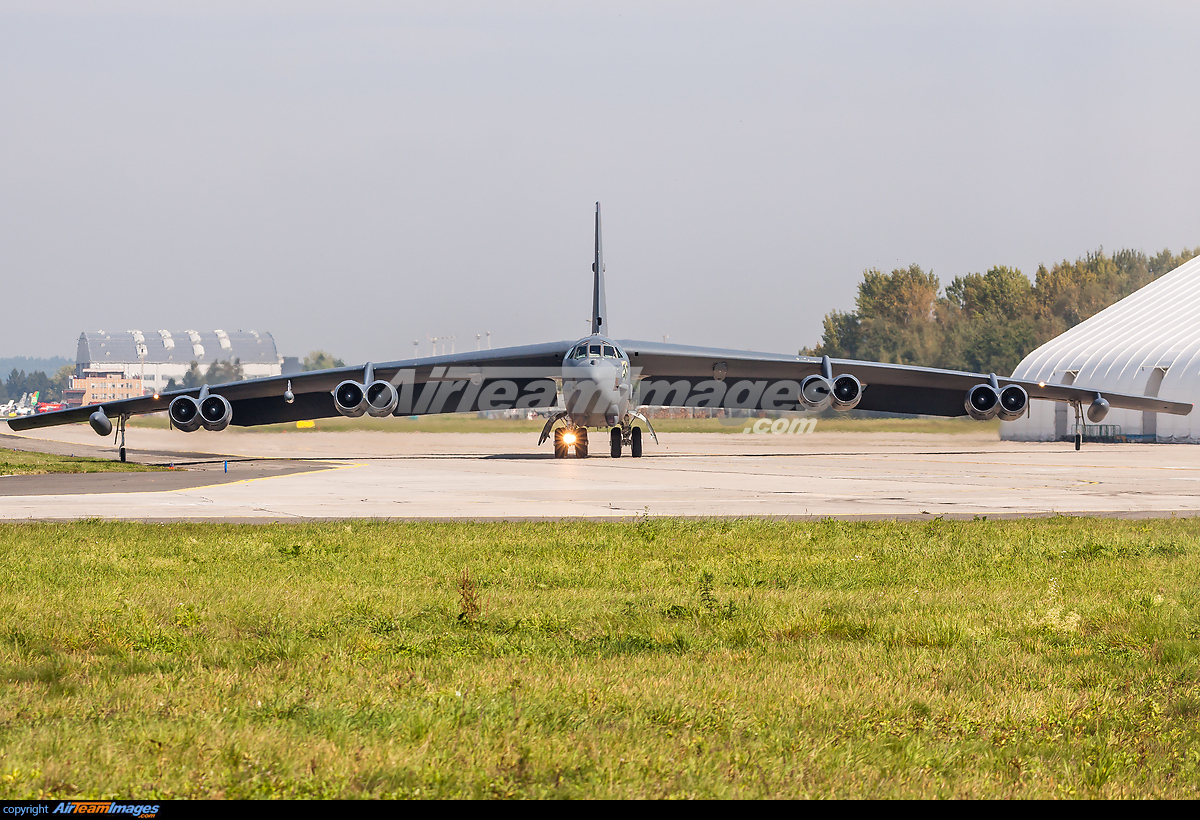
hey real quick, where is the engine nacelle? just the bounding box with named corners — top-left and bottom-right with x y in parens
top-left (169, 396), bottom-right (203, 432)
top-left (1088, 395), bottom-right (1110, 423)
top-left (89, 408), bottom-right (112, 437)
top-left (964, 383), bottom-right (1001, 421)
top-left (800, 375), bottom-right (833, 412)
top-left (333, 380), bottom-right (368, 417)
top-left (200, 394), bottom-right (233, 432)
top-left (365, 380), bottom-right (399, 418)
top-left (830, 374), bottom-right (863, 411)
top-left (996, 384), bottom-right (1029, 422)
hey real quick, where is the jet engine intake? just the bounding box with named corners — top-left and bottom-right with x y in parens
top-left (366, 380), bottom-right (399, 418)
top-left (996, 384), bottom-right (1029, 422)
top-left (830, 374), bottom-right (863, 411)
top-left (800, 375), bottom-right (832, 412)
top-left (169, 396), bottom-right (203, 432)
top-left (333, 380), bottom-right (368, 417)
top-left (964, 383), bottom-right (1001, 421)
top-left (200, 394), bottom-right (233, 432)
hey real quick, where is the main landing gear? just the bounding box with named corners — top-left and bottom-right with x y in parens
top-left (540, 411), bottom-right (656, 460)
top-left (553, 427), bottom-right (588, 459)
top-left (610, 425), bottom-right (643, 458)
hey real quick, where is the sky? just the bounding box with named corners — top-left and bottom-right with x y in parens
top-left (2, 1), bottom-right (1198, 363)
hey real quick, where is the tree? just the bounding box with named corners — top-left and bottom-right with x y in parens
top-left (181, 362), bottom-right (203, 389)
top-left (204, 358), bottom-right (244, 384)
top-left (303, 351), bottom-right (345, 371)
top-left (4, 369), bottom-right (22, 401)
top-left (2, 369), bottom-right (51, 402)
top-left (810, 264), bottom-right (945, 366)
top-left (855, 264), bottom-right (940, 326)
top-left (804, 245), bottom-right (1196, 378)
top-left (809, 310), bottom-right (861, 358)
top-left (945, 266), bottom-right (1034, 320)
top-left (50, 365), bottom-right (76, 401)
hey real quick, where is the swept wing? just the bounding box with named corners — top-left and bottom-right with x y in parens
top-left (620, 340), bottom-right (1191, 417)
top-left (7, 341), bottom-right (574, 432)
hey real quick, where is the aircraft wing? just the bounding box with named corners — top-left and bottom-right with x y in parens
top-left (618, 339), bottom-right (1192, 417)
top-left (6, 341), bottom-right (576, 431)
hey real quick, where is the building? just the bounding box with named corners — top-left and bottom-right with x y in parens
top-left (74, 329), bottom-right (283, 397)
top-left (65, 369), bottom-right (143, 407)
top-left (1002, 255), bottom-right (1200, 443)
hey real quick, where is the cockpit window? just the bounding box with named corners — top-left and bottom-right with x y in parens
top-left (588, 345), bottom-right (602, 357)
top-left (603, 345), bottom-right (617, 358)
top-left (572, 345), bottom-right (587, 359)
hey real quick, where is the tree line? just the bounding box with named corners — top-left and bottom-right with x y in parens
top-left (805, 246), bottom-right (1198, 376)
top-left (161, 351), bottom-right (343, 390)
top-left (2, 365), bottom-right (76, 404)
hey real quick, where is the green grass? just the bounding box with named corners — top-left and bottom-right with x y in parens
top-left (127, 413), bottom-right (998, 435)
top-left (0, 448), bottom-right (159, 476)
top-left (1, 518), bottom-right (1197, 798)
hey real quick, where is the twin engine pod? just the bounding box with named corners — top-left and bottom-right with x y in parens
top-left (333, 365), bottom-right (398, 419)
top-left (169, 391), bottom-right (233, 432)
top-left (965, 382), bottom-right (1028, 422)
top-left (800, 373), bottom-right (863, 412)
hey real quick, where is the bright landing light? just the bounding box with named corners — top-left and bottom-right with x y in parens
top-left (563, 432), bottom-right (576, 444)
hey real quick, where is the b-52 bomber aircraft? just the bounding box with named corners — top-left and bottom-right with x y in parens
top-left (10, 203), bottom-right (1192, 460)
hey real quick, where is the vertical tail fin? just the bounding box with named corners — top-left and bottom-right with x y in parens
top-left (591, 202), bottom-right (607, 336)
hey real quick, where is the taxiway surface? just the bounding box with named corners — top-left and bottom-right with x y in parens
top-left (3, 422), bottom-right (1198, 522)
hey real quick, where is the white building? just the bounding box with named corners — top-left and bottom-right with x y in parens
top-left (1003, 255), bottom-right (1200, 443)
top-left (75, 329), bottom-right (283, 393)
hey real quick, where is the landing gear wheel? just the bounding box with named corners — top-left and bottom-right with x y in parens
top-left (576, 429), bottom-right (589, 458)
top-left (631, 426), bottom-right (643, 458)
top-left (611, 428), bottom-right (622, 458)
top-left (119, 447), bottom-right (126, 463)
top-left (553, 428), bottom-right (568, 459)
top-left (1075, 432), bottom-right (1082, 451)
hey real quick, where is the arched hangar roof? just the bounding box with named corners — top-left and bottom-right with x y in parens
top-left (1005, 255), bottom-right (1200, 442)
top-left (77, 330), bottom-right (280, 367)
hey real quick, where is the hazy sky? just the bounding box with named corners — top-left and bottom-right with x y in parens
top-left (2, 1), bottom-right (1198, 362)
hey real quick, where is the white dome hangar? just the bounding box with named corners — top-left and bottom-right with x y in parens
top-left (1003, 255), bottom-right (1200, 443)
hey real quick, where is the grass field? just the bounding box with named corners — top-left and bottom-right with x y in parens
top-left (1, 518), bottom-right (1197, 798)
top-left (0, 447), bottom-right (159, 476)
top-left (128, 413), bottom-right (998, 435)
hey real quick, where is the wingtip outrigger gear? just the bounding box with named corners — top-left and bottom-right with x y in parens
top-left (111, 412), bottom-right (130, 462)
top-left (629, 409), bottom-right (658, 444)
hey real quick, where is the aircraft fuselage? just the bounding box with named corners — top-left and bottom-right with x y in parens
top-left (560, 334), bottom-right (633, 428)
